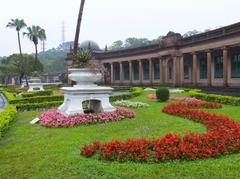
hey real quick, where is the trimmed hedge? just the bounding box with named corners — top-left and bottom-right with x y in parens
top-left (0, 105), bottom-right (17, 138)
top-left (21, 90), bottom-right (53, 98)
top-left (0, 89), bottom-right (15, 101)
top-left (16, 101), bottom-right (63, 111)
top-left (9, 95), bottom-right (64, 104)
top-left (189, 89), bottom-right (240, 106)
top-left (110, 87), bottom-right (143, 102)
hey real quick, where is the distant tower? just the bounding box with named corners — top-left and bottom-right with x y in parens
top-left (41, 40), bottom-right (46, 52)
top-left (61, 21), bottom-right (66, 44)
top-left (105, 45), bottom-right (108, 52)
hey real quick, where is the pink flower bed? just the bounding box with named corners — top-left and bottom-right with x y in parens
top-left (170, 96), bottom-right (200, 103)
top-left (147, 94), bottom-right (200, 103)
top-left (147, 94), bottom-right (157, 99)
top-left (38, 108), bottom-right (135, 128)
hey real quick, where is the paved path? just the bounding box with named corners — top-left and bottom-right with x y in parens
top-left (0, 93), bottom-right (8, 111)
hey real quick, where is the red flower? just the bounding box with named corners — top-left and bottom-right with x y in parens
top-left (80, 101), bottom-right (240, 163)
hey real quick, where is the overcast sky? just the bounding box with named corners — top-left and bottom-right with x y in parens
top-left (0, 0), bottom-right (240, 56)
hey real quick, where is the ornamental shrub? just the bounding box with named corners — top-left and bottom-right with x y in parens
top-left (21, 90), bottom-right (53, 98)
top-left (155, 87), bottom-right (169, 102)
top-left (0, 89), bottom-right (15, 101)
top-left (110, 87), bottom-right (143, 102)
top-left (9, 95), bottom-right (63, 104)
top-left (0, 105), bottom-right (17, 138)
top-left (16, 101), bottom-right (62, 111)
top-left (189, 89), bottom-right (240, 106)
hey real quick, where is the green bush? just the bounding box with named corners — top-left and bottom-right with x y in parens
top-left (21, 90), bottom-right (53, 98)
top-left (0, 89), bottom-right (15, 101)
top-left (111, 86), bottom-right (132, 90)
top-left (9, 95), bottom-right (64, 104)
top-left (156, 87), bottom-right (169, 102)
top-left (110, 87), bottom-right (143, 102)
top-left (16, 101), bottom-right (63, 111)
top-left (44, 85), bottom-right (63, 90)
top-left (0, 105), bottom-right (17, 138)
top-left (189, 89), bottom-right (240, 106)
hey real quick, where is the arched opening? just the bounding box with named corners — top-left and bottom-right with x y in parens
top-left (82, 99), bottom-right (103, 114)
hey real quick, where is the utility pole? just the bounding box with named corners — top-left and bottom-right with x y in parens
top-left (61, 21), bottom-right (66, 44)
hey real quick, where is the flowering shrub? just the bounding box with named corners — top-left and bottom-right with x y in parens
top-left (114, 100), bottom-right (149, 108)
top-left (38, 108), bottom-right (135, 128)
top-left (170, 96), bottom-right (200, 103)
top-left (80, 101), bottom-right (240, 162)
top-left (147, 94), bottom-right (201, 103)
top-left (169, 89), bottom-right (185, 93)
top-left (147, 94), bottom-right (157, 99)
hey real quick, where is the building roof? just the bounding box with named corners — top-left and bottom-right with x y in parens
top-left (80, 40), bottom-right (101, 52)
top-left (94, 21), bottom-right (240, 59)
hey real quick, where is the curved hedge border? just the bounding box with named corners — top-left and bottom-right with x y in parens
top-left (16, 101), bottom-right (63, 111)
top-left (9, 95), bottom-right (64, 104)
top-left (0, 89), bottom-right (15, 101)
top-left (189, 89), bottom-right (240, 106)
top-left (0, 105), bottom-right (17, 138)
top-left (110, 87), bottom-right (143, 102)
top-left (80, 101), bottom-right (240, 162)
top-left (21, 90), bottom-right (53, 98)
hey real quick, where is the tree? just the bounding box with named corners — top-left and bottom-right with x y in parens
top-left (0, 54), bottom-right (38, 86)
top-left (183, 30), bottom-right (201, 37)
top-left (23, 25), bottom-right (46, 63)
top-left (73, 0), bottom-right (86, 55)
top-left (109, 40), bottom-right (124, 50)
top-left (57, 41), bottom-right (74, 52)
top-left (124, 38), bottom-right (151, 48)
top-left (6, 18), bottom-right (27, 55)
top-left (151, 36), bottom-right (163, 44)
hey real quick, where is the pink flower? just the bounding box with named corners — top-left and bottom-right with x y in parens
top-left (38, 108), bottom-right (135, 128)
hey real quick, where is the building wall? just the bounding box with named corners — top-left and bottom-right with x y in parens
top-left (98, 34), bottom-right (240, 87)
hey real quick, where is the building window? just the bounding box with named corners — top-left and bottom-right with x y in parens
top-left (168, 65), bottom-right (172, 80)
top-left (214, 56), bottom-right (223, 79)
top-left (231, 54), bottom-right (240, 78)
top-left (133, 62), bottom-right (139, 80)
top-left (154, 61), bottom-right (160, 80)
top-left (114, 63), bottom-right (120, 80)
top-left (123, 63), bottom-right (129, 80)
top-left (184, 65), bottom-right (189, 79)
top-left (143, 61), bottom-right (149, 80)
top-left (199, 57), bottom-right (207, 79)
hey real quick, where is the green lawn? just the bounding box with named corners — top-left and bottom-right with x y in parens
top-left (1, 92), bottom-right (240, 178)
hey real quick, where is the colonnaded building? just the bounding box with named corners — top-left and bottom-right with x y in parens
top-left (66, 22), bottom-right (240, 87)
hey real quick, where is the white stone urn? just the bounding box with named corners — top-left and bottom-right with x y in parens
top-left (68, 68), bottom-right (102, 87)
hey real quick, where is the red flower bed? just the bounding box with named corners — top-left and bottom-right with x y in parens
top-left (80, 102), bottom-right (240, 162)
top-left (38, 108), bottom-right (135, 127)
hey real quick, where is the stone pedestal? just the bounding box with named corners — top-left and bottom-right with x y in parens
top-left (28, 83), bottom-right (44, 92)
top-left (58, 86), bottom-right (116, 116)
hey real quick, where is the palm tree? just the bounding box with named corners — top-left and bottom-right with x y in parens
top-left (6, 18), bottom-right (27, 55)
top-left (73, 0), bottom-right (86, 55)
top-left (23, 25), bottom-right (46, 61)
